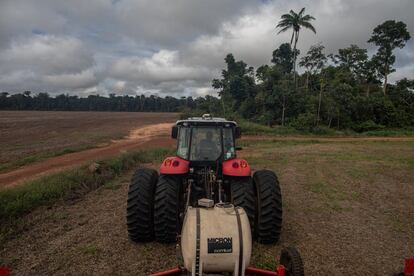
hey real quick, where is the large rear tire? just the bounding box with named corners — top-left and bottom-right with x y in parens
top-left (279, 247), bottom-right (304, 276)
top-left (230, 176), bottom-right (256, 237)
top-left (126, 168), bottom-right (158, 242)
top-left (154, 174), bottom-right (182, 243)
top-left (253, 169), bottom-right (282, 244)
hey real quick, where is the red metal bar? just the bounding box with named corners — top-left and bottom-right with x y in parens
top-left (245, 265), bottom-right (285, 276)
top-left (405, 258), bottom-right (414, 276)
top-left (276, 265), bottom-right (286, 276)
top-left (150, 265), bottom-right (285, 276)
top-left (150, 267), bottom-right (185, 276)
top-left (0, 266), bottom-right (10, 276)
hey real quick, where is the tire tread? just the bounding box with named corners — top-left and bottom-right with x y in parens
top-left (126, 168), bottom-right (158, 242)
top-left (253, 169), bottom-right (283, 244)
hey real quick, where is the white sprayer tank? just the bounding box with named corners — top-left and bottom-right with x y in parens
top-left (181, 203), bottom-right (252, 276)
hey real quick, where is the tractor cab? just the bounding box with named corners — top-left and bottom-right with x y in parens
top-left (171, 114), bottom-right (241, 164)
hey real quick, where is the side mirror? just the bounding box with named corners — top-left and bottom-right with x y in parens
top-left (235, 127), bottom-right (242, 139)
top-left (171, 126), bottom-right (178, 139)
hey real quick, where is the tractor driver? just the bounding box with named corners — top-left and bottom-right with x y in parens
top-left (197, 130), bottom-right (219, 160)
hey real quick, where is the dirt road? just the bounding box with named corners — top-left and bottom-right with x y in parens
top-left (0, 123), bottom-right (175, 188)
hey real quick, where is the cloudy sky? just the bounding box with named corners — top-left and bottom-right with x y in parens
top-left (1, 0), bottom-right (413, 97)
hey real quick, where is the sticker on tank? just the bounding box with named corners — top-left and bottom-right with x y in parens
top-left (207, 237), bottom-right (233, 253)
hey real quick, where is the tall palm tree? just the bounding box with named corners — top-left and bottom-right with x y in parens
top-left (276, 8), bottom-right (316, 86)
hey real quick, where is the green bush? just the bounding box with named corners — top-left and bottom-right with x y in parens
top-left (354, 120), bottom-right (386, 132)
top-left (289, 113), bottom-right (315, 131)
top-left (238, 120), bottom-right (300, 135)
top-left (311, 125), bottom-right (336, 135)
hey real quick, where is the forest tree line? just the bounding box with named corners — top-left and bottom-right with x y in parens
top-left (0, 91), bottom-right (214, 113)
top-left (1, 12), bottom-right (413, 133)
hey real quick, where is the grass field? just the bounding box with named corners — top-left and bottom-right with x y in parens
top-left (0, 138), bottom-right (413, 275)
top-left (241, 139), bottom-right (414, 274)
top-left (238, 119), bottom-right (414, 136)
top-left (0, 111), bottom-right (177, 172)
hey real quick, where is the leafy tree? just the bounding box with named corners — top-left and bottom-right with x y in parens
top-left (359, 59), bottom-right (380, 97)
top-left (276, 8), bottom-right (316, 86)
top-left (299, 43), bottom-right (327, 91)
top-left (212, 54), bottom-right (256, 116)
top-left (271, 43), bottom-right (299, 74)
top-left (368, 20), bottom-right (411, 95)
top-left (332, 45), bottom-right (368, 77)
top-left (332, 44), bottom-right (379, 96)
top-left (256, 65), bottom-right (271, 82)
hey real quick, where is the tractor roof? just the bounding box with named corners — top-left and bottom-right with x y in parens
top-left (176, 114), bottom-right (237, 127)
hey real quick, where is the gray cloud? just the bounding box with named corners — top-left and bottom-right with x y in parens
top-left (0, 0), bottom-right (413, 96)
top-left (0, 34), bottom-right (98, 91)
top-left (0, 35), bottom-right (94, 74)
top-left (113, 0), bottom-right (257, 48)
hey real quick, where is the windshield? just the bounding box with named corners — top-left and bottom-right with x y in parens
top-left (177, 126), bottom-right (236, 161)
top-left (190, 127), bottom-right (221, 161)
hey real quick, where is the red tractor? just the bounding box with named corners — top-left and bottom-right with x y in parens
top-left (126, 115), bottom-right (301, 275)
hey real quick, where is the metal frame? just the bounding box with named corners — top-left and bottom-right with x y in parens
top-left (149, 265), bottom-right (286, 276)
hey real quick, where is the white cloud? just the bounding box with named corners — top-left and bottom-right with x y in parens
top-left (109, 50), bottom-right (210, 84)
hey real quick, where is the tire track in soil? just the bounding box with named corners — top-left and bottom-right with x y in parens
top-left (0, 123), bottom-right (174, 188)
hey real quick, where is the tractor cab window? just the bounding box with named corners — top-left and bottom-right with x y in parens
top-left (177, 127), bottom-right (190, 159)
top-left (223, 127), bottom-right (236, 160)
top-left (190, 127), bottom-right (221, 161)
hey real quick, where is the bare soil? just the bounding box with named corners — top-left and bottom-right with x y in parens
top-left (0, 112), bottom-right (177, 187)
top-left (1, 139), bottom-right (413, 275)
top-left (0, 111), bottom-right (178, 169)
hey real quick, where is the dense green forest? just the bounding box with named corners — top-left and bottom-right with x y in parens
top-left (210, 12), bottom-right (413, 132)
top-left (0, 92), bottom-right (211, 113)
top-left (1, 11), bottom-right (413, 133)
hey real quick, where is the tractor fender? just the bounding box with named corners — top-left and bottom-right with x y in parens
top-left (222, 158), bottom-right (251, 177)
top-left (160, 156), bottom-right (189, 174)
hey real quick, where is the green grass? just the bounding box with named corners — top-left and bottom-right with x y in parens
top-left (239, 139), bottom-right (322, 148)
top-left (0, 147), bottom-right (173, 226)
top-left (308, 181), bottom-right (344, 211)
top-left (80, 244), bottom-right (99, 256)
top-left (252, 246), bottom-right (277, 271)
top-left (361, 128), bottom-right (414, 136)
top-left (0, 144), bottom-right (96, 173)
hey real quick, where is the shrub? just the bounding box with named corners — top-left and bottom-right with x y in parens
top-left (289, 113), bottom-right (315, 131)
top-left (311, 125), bottom-right (336, 135)
top-left (354, 120), bottom-right (386, 132)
